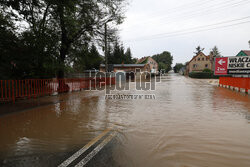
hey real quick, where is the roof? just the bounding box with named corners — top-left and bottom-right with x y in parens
top-left (187, 52), bottom-right (209, 64)
top-left (100, 64), bottom-right (145, 68)
top-left (137, 56), bottom-right (149, 64)
top-left (242, 50), bottom-right (250, 56)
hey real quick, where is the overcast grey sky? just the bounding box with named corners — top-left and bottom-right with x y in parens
top-left (118, 0), bottom-right (250, 65)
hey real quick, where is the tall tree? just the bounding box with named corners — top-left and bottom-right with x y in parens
top-left (152, 51), bottom-right (173, 73)
top-left (0, 1), bottom-right (60, 79)
top-left (124, 47), bottom-right (133, 64)
top-left (0, 11), bottom-right (18, 79)
top-left (51, 0), bottom-right (125, 78)
top-left (194, 45), bottom-right (204, 56)
top-left (106, 41), bottom-right (134, 64)
top-left (173, 63), bottom-right (185, 73)
top-left (0, 0), bottom-right (125, 80)
top-left (210, 46), bottom-right (221, 57)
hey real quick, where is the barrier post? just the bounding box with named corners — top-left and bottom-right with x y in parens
top-left (1, 80), bottom-right (3, 99)
top-left (8, 80), bottom-right (11, 101)
top-left (5, 80), bottom-right (7, 100)
top-left (15, 80), bottom-right (17, 98)
top-left (12, 80), bottom-right (15, 103)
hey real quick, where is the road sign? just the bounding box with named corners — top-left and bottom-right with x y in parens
top-left (214, 56), bottom-right (250, 75)
top-left (227, 56), bottom-right (250, 75)
top-left (215, 57), bottom-right (228, 75)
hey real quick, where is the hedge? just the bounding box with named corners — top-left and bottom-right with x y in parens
top-left (189, 72), bottom-right (219, 79)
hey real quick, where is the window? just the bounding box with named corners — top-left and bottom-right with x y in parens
top-left (193, 64), bottom-right (197, 68)
top-left (205, 64), bottom-right (208, 68)
top-left (202, 58), bottom-right (204, 61)
top-left (198, 58), bottom-right (200, 61)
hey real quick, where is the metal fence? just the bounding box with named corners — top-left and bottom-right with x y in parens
top-left (0, 77), bottom-right (115, 103)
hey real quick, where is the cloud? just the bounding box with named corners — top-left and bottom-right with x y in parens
top-left (119, 0), bottom-right (250, 65)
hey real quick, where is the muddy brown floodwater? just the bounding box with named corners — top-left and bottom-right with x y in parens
top-left (0, 73), bottom-right (250, 167)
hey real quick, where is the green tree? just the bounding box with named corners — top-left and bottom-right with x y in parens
top-left (152, 51), bottom-right (173, 73)
top-left (210, 46), bottom-right (221, 57)
top-left (71, 44), bottom-right (103, 72)
top-left (0, 0), bottom-right (125, 80)
top-left (158, 62), bottom-right (167, 71)
top-left (0, 12), bottom-right (19, 79)
top-left (173, 63), bottom-right (185, 73)
top-left (87, 44), bottom-right (103, 70)
top-left (124, 47), bottom-right (133, 64)
top-left (107, 41), bottom-right (134, 64)
top-left (194, 45), bottom-right (204, 56)
top-left (113, 41), bottom-right (123, 64)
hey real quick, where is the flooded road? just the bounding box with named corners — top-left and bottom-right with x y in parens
top-left (0, 73), bottom-right (250, 167)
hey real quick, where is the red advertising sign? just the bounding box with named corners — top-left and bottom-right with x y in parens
top-left (215, 57), bottom-right (228, 75)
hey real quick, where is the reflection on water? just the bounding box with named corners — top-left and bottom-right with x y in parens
top-left (0, 73), bottom-right (250, 167)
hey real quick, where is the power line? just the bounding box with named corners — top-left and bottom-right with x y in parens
top-left (156, 0), bottom-right (250, 23)
top-left (123, 0), bottom-right (250, 31)
top-left (145, 0), bottom-right (217, 19)
top-left (154, 0), bottom-right (250, 28)
top-left (124, 18), bottom-right (250, 42)
top-left (139, 16), bottom-right (250, 39)
top-left (123, 0), bottom-right (218, 29)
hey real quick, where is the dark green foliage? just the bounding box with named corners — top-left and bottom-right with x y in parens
top-left (0, 13), bottom-right (19, 79)
top-left (158, 62), bottom-right (167, 71)
top-left (138, 57), bottom-right (148, 64)
top-left (152, 51), bottom-right (173, 73)
top-left (210, 46), bottom-right (221, 57)
top-left (0, 11), bottom-right (59, 79)
top-left (173, 63), bottom-right (185, 73)
top-left (189, 71), bottom-right (218, 79)
top-left (0, 0), bottom-right (125, 79)
top-left (194, 45), bottom-right (204, 56)
top-left (202, 68), bottom-right (212, 73)
top-left (72, 44), bottom-right (103, 72)
top-left (124, 47), bottom-right (134, 64)
top-left (107, 42), bottom-right (135, 64)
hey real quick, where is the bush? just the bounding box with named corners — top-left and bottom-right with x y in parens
top-left (202, 68), bottom-right (212, 73)
top-left (189, 71), bottom-right (218, 79)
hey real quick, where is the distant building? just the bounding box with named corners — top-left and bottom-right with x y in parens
top-left (137, 56), bottom-right (158, 74)
top-left (100, 57), bottom-right (158, 75)
top-left (100, 64), bottom-right (149, 73)
top-left (187, 52), bottom-right (213, 73)
top-left (179, 67), bottom-right (186, 75)
top-left (236, 50), bottom-right (250, 57)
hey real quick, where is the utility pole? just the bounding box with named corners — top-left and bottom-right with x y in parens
top-left (104, 23), bottom-right (108, 72)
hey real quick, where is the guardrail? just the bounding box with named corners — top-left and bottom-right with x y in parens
top-left (0, 77), bottom-right (115, 103)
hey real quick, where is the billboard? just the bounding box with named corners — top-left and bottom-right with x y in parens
top-left (214, 56), bottom-right (250, 75)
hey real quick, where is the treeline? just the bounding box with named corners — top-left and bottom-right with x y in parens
top-left (173, 63), bottom-right (185, 73)
top-left (0, 0), bottom-right (127, 79)
top-left (107, 42), bottom-right (137, 64)
top-left (152, 51), bottom-right (173, 73)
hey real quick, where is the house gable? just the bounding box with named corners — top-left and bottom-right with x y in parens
top-left (236, 51), bottom-right (248, 57)
top-left (188, 52), bottom-right (209, 64)
top-left (236, 50), bottom-right (250, 57)
top-left (188, 52), bottom-right (212, 73)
